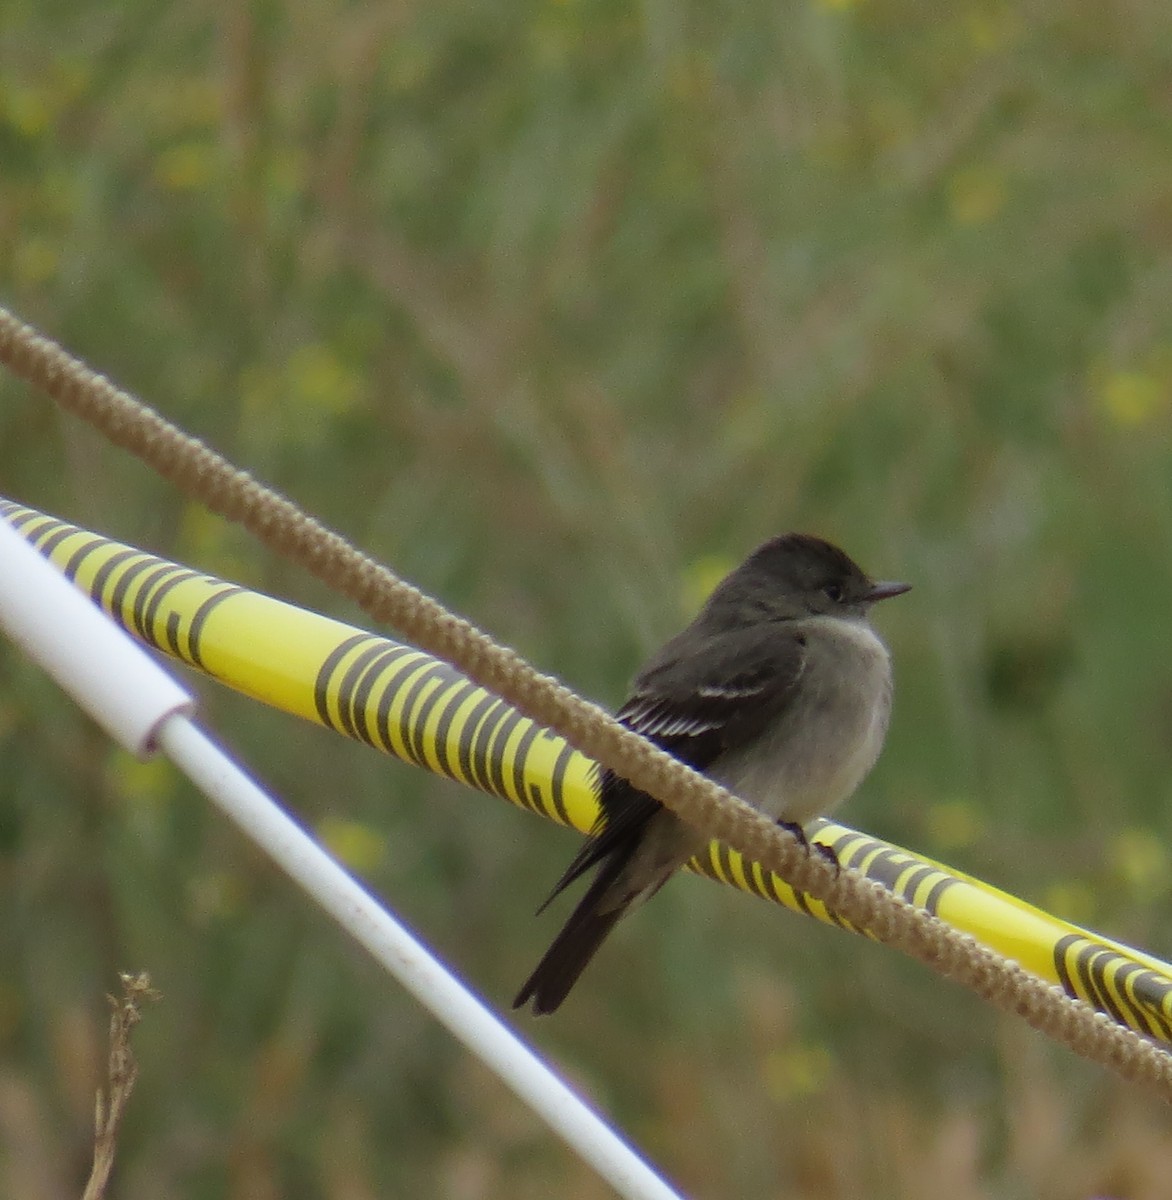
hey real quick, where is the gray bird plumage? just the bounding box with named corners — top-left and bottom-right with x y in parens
top-left (513, 534), bottom-right (909, 1015)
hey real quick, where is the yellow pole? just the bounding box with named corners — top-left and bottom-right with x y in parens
top-left (6, 498), bottom-right (1170, 1043)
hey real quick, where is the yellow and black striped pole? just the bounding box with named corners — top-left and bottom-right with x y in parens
top-left (5, 498), bottom-right (1171, 1043)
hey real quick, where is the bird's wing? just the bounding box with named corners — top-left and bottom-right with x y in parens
top-left (538, 623), bottom-right (807, 907)
top-left (619, 620), bottom-right (809, 763)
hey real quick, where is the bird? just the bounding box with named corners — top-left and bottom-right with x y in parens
top-left (513, 534), bottom-right (909, 1015)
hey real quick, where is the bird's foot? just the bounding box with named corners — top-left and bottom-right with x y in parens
top-left (775, 819), bottom-right (809, 851)
top-left (775, 820), bottom-right (840, 875)
top-left (812, 839), bottom-right (841, 876)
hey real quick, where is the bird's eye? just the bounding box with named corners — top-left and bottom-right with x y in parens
top-left (823, 583), bottom-right (845, 603)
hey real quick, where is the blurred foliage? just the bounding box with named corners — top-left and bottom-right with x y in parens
top-left (4, 0), bottom-right (1172, 1195)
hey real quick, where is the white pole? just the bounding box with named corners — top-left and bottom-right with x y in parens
top-left (157, 717), bottom-right (682, 1200)
top-left (0, 514), bottom-right (682, 1200)
top-left (0, 514), bottom-right (192, 754)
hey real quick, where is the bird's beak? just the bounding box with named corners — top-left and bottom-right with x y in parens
top-left (865, 580), bottom-right (912, 603)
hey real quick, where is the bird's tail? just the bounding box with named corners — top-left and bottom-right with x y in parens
top-left (513, 851), bottom-right (634, 1015)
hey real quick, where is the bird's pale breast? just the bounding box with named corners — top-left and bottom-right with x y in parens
top-left (710, 616), bottom-right (893, 823)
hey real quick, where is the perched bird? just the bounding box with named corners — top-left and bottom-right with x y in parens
top-left (514, 534), bottom-right (909, 1015)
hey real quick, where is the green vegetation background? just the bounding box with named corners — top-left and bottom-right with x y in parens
top-left (3, 1), bottom-right (1172, 1196)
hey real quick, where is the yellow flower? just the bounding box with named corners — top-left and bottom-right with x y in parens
top-left (765, 1042), bottom-right (834, 1100)
top-left (1111, 827), bottom-right (1167, 901)
top-left (966, 6), bottom-right (1021, 52)
top-left (287, 344), bottom-right (364, 418)
top-left (178, 504), bottom-right (256, 587)
top-left (3, 85), bottom-right (51, 137)
top-left (680, 554), bottom-right (733, 616)
top-left (1043, 881), bottom-right (1096, 926)
top-left (318, 817), bottom-right (387, 873)
top-left (949, 166), bottom-right (1007, 226)
top-left (925, 798), bottom-right (984, 853)
top-left (108, 749), bottom-right (176, 807)
top-left (153, 141), bottom-right (216, 192)
top-left (12, 237), bottom-right (59, 287)
top-left (1100, 371), bottom-right (1163, 427)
